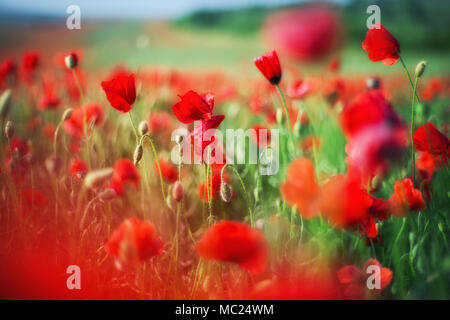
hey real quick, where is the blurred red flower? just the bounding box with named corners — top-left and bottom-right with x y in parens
top-left (362, 24), bottom-right (400, 66)
top-left (0, 58), bottom-right (16, 88)
top-left (263, 6), bottom-right (341, 61)
top-left (250, 124), bottom-right (271, 148)
top-left (340, 90), bottom-right (401, 139)
top-left (38, 76), bottom-right (60, 110)
top-left (413, 123), bottom-right (449, 156)
top-left (388, 178), bottom-right (425, 217)
top-left (148, 111), bottom-right (173, 134)
top-left (42, 123), bottom-right (56, 140)
top-left (20, 50), bottom-right (40, 83)
top-left (197, 220), bottom-right (268, 274)
top-left (319, 173), bottom-right (372, 228)
top-left (172, 90), bottom-right (214, 124)
top-left (110, 159), bottom-right (140, 196)
top-left (254, 50), bottom-right (282, 85)
top-left (101, 73), bottom-right (136, 113)
top-left (63, 103), bottom-right (104, 138)
top-left (281, 158), bottom-right (320, 219)
top-left (287, 79), bottom-right (310, 100)
top-left (153, 158), bottom-right (178, 183)
top-left (69, 158), bottom-right (88, 179)
top-left (338, 259), bottom-right (392, 299)
top-left (105, 218), bottom-right (164, 270)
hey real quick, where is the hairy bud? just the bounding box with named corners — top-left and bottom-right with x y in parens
top-left (4, 120), bottom-right (14, 139)
top-left (133, 145), bottom-right (143, 166)
top-left (172, 180), bottom-right (184, 202)
top-left (138, 121), bottom-right (148, 136)
top-left (415, 61), bottom-right (427, 78)
top-left (175, 134), bottom-right (183, 144)
top-left (64, 53), bottom-right (78, 70)
top-left (220, 182), bottom-right (232, 203)
top-left (62, 108), bottom-right (73, 122)
top-left (366, 76), bottom-right (380, 90)
top-left (276, 108), bottom-right (283, 125)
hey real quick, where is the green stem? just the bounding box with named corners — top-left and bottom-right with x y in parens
top-left (399, 55), bottom-right (421, 103)
top-left (128, 111), bottom-right (139, 143)
top-left (276, 84), bottom-right (296, 155)
top-left (410, 76), bottom-right (419, 181)
top-left (72, 69), bottom-right (91, 168)
top-left (140, 134), bottom-right (166, 203)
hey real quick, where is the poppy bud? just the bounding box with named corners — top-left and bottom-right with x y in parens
top-left (220, 182), bottom-right (232, 203)
top-left (415, 61), bottom-right (427, 78)
top-left (366, 76), bottom-right (380, 90)
top-left (64, 53), bottom-right (78, 70)
top-left (98, 188), bottom-right (117, 201)
top-left (84, 167), bottom-right (114, 189)
top-left (175, 134), bottom-right (183, 144)
top-left (0, 89), bottom-right (12, 118)
top-left (62, 108), bottom-right (73, 122)
top-left (138, 121), bottom-right (148, 136)
top-left (172, 180), bottom-right (183, 202)
top-left (276, 108), bottom-right (283, 125)
top-left (133, 145), bottom-right (143, 166)
top-left (4, 120), bottom-right (14, 139)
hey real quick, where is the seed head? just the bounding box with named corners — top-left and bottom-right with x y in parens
top-left (62, 108), bottom-right (73, 121)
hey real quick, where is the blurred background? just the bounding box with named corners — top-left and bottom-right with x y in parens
top-left (0, 0), bottom-right (449, 74)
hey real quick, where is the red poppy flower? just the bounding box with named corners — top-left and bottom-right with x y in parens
top-left (338, 259), bottom-right (392, 299)
top-left (362, 24), bottom-right (400, 66)
top-left (69, 158), bottom-right (88, 179)
top-left (319, 174), bottom-right (372, 228)
top-left (63, 103), bottom-right (104, 138)
top-left (7, 137), bottom-right (30, 158)
top-left (188, 114), bottom-right (225, 156)
top-left (101, 73), bottom-right (136, 113)
top-left (340, 90), bottom-right (401, 139)
top-left (388, 178), bottom-right (425, 217)
top-left (0, 58), bottom-right (16, 87)
top-left (38, 77), bottom-right (60, 110)
top-left (420, 78), bottom-right (444, 102)
top-left (369, 197), bottom-right (390, 221)
top-left (172, 90), bottom-right (214, 124)
top-left (254, 50), bottom-right (282, 85)
top-left (416, 151), bottom-right (445, 180)
top-left (153, 158), bottom-right (177, 183)
top-left (110, 159), bottom-right (140, 196)
top-left (21, 51), bottom-right (40, 82)
top-left (413, 123), bottom-right (449, 156)
top-left (197, 220), bottom-right (268, 274)
top-left (250, 124), bottom-right (271, 148)
top-left (281, 158), bottom-right (320, 219)
top-left (105, 218), bottom-right (164, 270)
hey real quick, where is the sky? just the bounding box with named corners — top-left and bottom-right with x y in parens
top-left (0, 0), bottom-right (307, 19)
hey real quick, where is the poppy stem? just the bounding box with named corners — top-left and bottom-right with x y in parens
top-left (410, 76), bottom-right (419, 182)
top-left (140, 134), bottom-right (166, 203)
top-left (127, 111), bottom-right (139, 143)
top-left (399, 55), bottom-right (421, 103)
top-left (71, 69), bottom-right (91, 168)
top-left (276, 84), bottom-right (296, 155)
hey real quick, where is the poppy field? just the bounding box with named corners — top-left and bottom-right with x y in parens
top-left (0, 2), bottom-right (449, 300)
